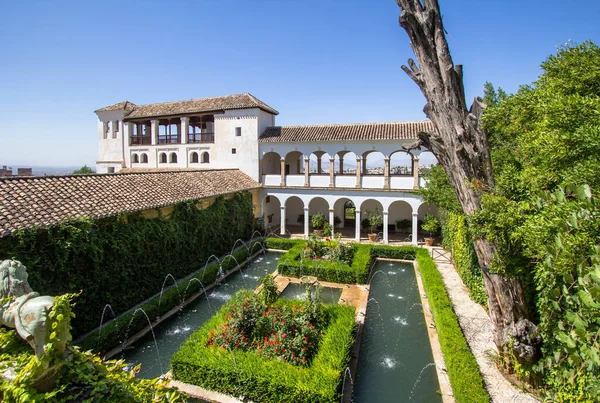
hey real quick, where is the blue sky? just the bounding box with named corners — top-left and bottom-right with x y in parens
top-left (1, 0), bottom-right (598, 167)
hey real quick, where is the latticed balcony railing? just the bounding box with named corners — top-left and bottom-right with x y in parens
top-left (187, 132), bottom-right (215, 144)
top-left (130, 136), bottom-right (151, 145)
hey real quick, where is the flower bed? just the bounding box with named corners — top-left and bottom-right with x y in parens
top-left (273, 237), bottom-right (372, 284)
top-left (171, 290), bottom-right (356, 402)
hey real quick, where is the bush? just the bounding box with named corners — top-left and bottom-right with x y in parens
top-left (370, 245), bottom-right (416, 260)
top-left (265, 237), bottom-right (303, 250)
top-left (440, 212), bottom-right (487, 306)
top-left (415, 248), bottom-right (488, 403)
top-left (172, 291), bottom-right (356, 403)
top-left (0, 192), bottom-right (256, 338)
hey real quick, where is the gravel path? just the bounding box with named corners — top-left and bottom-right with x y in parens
top-left (430, 247), bottom-right (538, 403)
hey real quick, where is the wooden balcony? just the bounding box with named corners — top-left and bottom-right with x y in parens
top-left (187, 132), bottom-right (215, 144)
top-left (130, 136), bottom-right (151, 145)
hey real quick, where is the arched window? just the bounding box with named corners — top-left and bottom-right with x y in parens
top-left (190, 152), bottom-right (199, 163)
top-left (132, 154), bottom-right (139, 163)
top-left (344, 201), bottom-right (356, 224)
top-left (170, 152), bottom-right (178, 163)
top-left (141, 153), bottom-right (148, 163)
top-left (201, 152), bottom-right (210, 163)
top-left (159, 153), bottom-right (167, 163)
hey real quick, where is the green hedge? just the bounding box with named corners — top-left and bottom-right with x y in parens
top-left (370, 244), bottom-right (417, 260)
top-left (276, 243), bottom-right (372, 284)
top-left (171, 291), bottom-right (356, 402)
top-left (265, 237), bottom-right (304, 250)
top-left (77, 242), bottom-right (263, 355)
top-left (440, 212), bottom-right (487, 306)
top-left (415, 248), bottom-right (489, 403)
top-left (0, 192), bottom-right (256, 337)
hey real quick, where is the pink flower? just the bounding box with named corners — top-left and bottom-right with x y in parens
top-left (282, 333), bottom-right (287, 338)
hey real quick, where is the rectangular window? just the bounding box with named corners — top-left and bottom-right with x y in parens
top-left (103, 122), bottom-right (109, 139)
top-left (235, 127), bottom-right (242, 137)
top-left (113, 121), bottom-right (119, 138)
top-left (232, 148), bottom-right (237, 154)
top-left (107, 167), bottom-right (115, 174)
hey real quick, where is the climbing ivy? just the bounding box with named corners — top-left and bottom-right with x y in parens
top-left (0, 192), bottom-right (256, 337)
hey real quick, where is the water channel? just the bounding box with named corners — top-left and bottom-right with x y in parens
top-left (121, 253), bottom-right (441, 401)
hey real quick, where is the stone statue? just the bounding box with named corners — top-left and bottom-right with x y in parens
top-left (0, 260), bottom-right (68, 359)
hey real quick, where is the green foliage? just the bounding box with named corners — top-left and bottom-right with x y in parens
top-left (311, 212), bottom-right (327, 230)
top-left (395, 219), bottom-right (411, 230)
top-left (72, 165), bottom-right (95, 174)
top-left (440, 212), bottom-right (487, 306)
top-left (421, 214), bottom-right (440, 237)
top-left (475, 42), bottom-right (600, 398)
top-left (369, 244), bottom-right (416, 260)
top-left (261, 274), bottom-right (279, 305)
top-left (0, 192), bottom-right (255, 338)
top-left (78, 241), bottom-right (263, 355)
top-left (418, 164), bottom-right (461, 213)
top-left (277, 242), bottom-right (372, 284)
top-left (0, 295), bottom-right (185, 402)
top-left (172, 290), bottom-right (356, 402)
top-left (365, 208), bottom-right (383, 233)
top-left (415, 249), bottom-right (489, 403)
top-left (265, 237), bottom-right (303, 250)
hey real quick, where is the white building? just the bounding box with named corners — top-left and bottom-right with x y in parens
top-left (95, 93), bottom-right (438, 245)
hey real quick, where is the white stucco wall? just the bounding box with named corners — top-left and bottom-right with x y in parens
top-left (96, 110), bottom-right (127, 173)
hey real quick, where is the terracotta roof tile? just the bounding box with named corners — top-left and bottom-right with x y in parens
top-left (94, 101), bottom-right (137, 113)
top-left (0, 169), bottom-right (260, 236)
top-left (117, 93), bottom-right (278, 120)
top-left (259, 121), bottom-right (434, 143)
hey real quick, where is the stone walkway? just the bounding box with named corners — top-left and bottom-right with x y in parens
top-left (430, 247), bottom-right (538, 403)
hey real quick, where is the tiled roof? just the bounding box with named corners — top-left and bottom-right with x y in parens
top-left (120, 93), bottom-right (278, 120)
top-left (259, 121), bottom-right (434, 143)
top-left (0, 169), bottom-right (260, 236)
top-left (94, 101), bottom-right (137, 113)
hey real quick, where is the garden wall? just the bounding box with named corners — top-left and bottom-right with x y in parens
top-left (0, 191), bottom-right (256, 337)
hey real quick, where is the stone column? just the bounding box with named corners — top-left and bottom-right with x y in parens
top-left (151, 120), bottom-right (159, 145)
top-left (355, 157), bottom-right (362, 188)
top-left (329, 158), bottom-right (335, 187)
top-left (280, 206), bottom-right (286, 235)
top-left (384, 157), bottom-right (390, 189)
top-left (124, 122), bottom-right (131, 145)
top-left (317, 156), bottom-right (322, 174)
top-left (329, 208), bottom-right (335, 234)
top-left (304, 207), bottom-right (310, 238)
top-left (339, 157), bottom-right (344, 175)
top-left (412, 212), bottom-right (418, 246)
top-left (383, 211), bottom-right (389, 244)
top-left (362, 157), bottom-right (367, 175)
top-left (413, 157), bottom-right (420, 190)
top-left (280, 158), bottom-right (286, 187)
top-left (180, 117), bottom-right (189, 144)
top-left (355, 209), bottom-right (361, 241)
top-left (304, 157), bottom-right (310, 187)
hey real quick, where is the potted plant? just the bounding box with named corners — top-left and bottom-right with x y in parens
top-left (395, 219), bottom-right (411, 233)
top-left (334, 215), bottom-right (342, 228)
top-left (421, 214), bottom-right (440, 246)
top-left (311, 212), bottom-right (327, 235)
top-left (366, 209), bottom-right (383, 242)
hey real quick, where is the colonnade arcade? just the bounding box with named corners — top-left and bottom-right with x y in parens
top-left (127, 114), bottom-right (216, 145)
top-left (260, 190), bottom-right (438, 245)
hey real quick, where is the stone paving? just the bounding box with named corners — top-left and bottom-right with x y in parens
top-left (430, 246), bottom-right (539, 403)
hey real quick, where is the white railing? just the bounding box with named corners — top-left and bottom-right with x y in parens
top-left (335, 176), bottom-right (356, 188)
top-left (361, 176), bottom-right (385, 188)
top-left (263, 175), bottom-right (281, 186)
top-left (309, 175), bottom-right (330, 187)
top-left (390, 176), bottom-right (414, 189)
top-left (285, 175), bottom-right (305, 187)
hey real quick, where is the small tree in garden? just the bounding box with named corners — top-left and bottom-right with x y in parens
top-left (261, 274), bottom-right (278, 305)
top-left (421, 214), bottom-right (440, 238)
top-left (311, 212), bottom-right (327, 230)
top-left (366, 209), bottom-right (383, 234)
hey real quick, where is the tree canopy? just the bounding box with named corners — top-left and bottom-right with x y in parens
top-left (72, 165), bottom-right (95, 174)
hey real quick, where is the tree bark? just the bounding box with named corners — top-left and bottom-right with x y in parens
top-left (395, 0), bottom-right (539, 361)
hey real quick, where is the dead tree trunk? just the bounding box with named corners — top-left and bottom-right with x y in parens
top-left (395, 0), bottom-right (539, 362)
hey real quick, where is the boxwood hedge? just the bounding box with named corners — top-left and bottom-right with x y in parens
top-left (171, 291), bottom-right (356, 403)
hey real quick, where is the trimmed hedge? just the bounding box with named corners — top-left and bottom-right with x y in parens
top-left (440, 212), bottom-right (487, 306)
top-left (265, 237), bottom-right (303, 250)
top-left (370, 244), bottom-right (416, 260)
top-left (77, 242), bottom-right (263, 355)
top-left (276, 242), bottom-right (372, 284)
top-left (0, 192), bottom-right (256, 337)
top-left (415, 248), bottom-right (489, 403)
top-left (171, 290), bottom-right (356, 402)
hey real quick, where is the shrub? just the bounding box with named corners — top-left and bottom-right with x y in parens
top-left (172, 291), bottom-right (356, 402)
top-left (311, 212), bottom-right (327, 230)
top-left (265, 237), bottom-right (303, 250)
top-left (415, 248), bottom-right (488, 403)
top-left (0, 192), bottom-right (256, 338)
top-left (370, 245), bottom-right (416, 260)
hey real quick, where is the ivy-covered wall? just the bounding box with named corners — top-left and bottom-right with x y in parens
top-left (440, 211), bottom-right (487, 306)
top-left (0, 191), bottom-right (256, 337)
